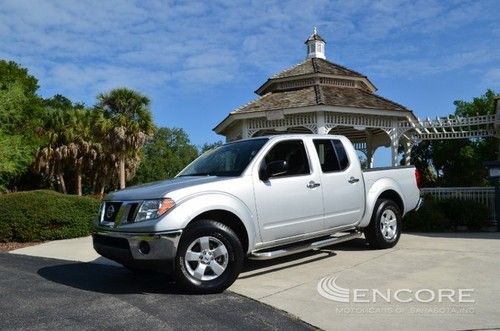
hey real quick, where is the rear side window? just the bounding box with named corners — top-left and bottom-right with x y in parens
top-left (333, 140), bottom-right (349, 170)
top-left (263, 140), bottom-right (310, 177)
top-left (313, 139), bottom-right (349, 172)
top-left (313, 140), bottom-right (340, 172)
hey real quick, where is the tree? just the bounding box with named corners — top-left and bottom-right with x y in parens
top-left (35, 104), bottom-right (70, 194)
top-left (0, 60), bottom-right (45, 191)
top-left (0, 133), bottom-right (33, 192)
top-left (411, 89), bottom-right (498, 187)
top-left (65, 107), bottom-right (95, 196)
top-left (200, 141), bottom-right (223, 154)
top-left (130, 127), bottom-right (198, 185)
top-left (95, 88), bottom-right (155, 189)
top-left (34, 96), bottom-right (98, 195)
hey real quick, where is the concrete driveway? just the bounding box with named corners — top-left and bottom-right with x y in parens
top-left (11, 233), bottom-right (500, 330)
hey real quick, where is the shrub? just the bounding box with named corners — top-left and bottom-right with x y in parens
top-left (404, 199), bottom-right (452, 232)
top-left (404, 196), bottom-right (490, 232)
top-left (438, 198), bottom-right (490, 231)
top-left (0, 190), bottom-right (100, 242)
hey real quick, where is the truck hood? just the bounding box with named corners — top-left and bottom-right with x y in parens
top-left (104, 176), bottom-right (232, 201)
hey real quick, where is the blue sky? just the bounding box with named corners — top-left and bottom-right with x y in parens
top-left (1, 0), bottom-right (499, 156)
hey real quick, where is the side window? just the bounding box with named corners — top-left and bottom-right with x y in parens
top-left (263, 140), bottom-right (310, 177)
top-left (333, 139), bottom-right (349, 170)
top-left (313, 139), bottom-right (341, 172)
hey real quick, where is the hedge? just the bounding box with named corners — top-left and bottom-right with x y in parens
top-left (0, 190), bottom-right (100, 242)
top-left (404, 196), bottom-right (490, 232)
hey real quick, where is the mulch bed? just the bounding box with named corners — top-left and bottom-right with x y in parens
top-left (0, 242), bottom-right (41, 252)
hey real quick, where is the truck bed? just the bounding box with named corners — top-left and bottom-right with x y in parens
top-left (363, 166), bottom-right (421, 215)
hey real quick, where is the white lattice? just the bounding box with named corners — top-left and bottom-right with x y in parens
top-left (353, 142), bottom-right (367, 154)
top-left (398, 114), bottom-right (499, 140)
top-left (325, 112), bottom-right (396, 129)
top-left (247, 113), bottom-right (317, 132)
top-left (245, 110), bottom-right (500, 144)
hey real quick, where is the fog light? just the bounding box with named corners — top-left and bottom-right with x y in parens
top-left (138, 241), bottom-right (150, 255)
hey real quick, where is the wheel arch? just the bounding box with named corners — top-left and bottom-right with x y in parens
top-left (358, 178), bottom-right (406, 228)
top-left (377, 190), bottom-right (404, 215)
top-left (187, 209), bottom-right (250, 254)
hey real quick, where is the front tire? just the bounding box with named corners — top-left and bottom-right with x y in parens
top-left (175, 219), bottom-right (244, 293)
top-left (364, 199), bottom-right (402, 249)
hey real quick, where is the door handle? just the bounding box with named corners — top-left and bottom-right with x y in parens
top-left (307, 181), bottom-right (321, 189)
top-left (348, 177), bottom-right (360, 184)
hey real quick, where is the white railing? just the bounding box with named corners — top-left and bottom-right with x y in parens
top-left (421, 187), bottom-right (495, 221)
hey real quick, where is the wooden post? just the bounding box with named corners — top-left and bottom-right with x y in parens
top-left (366, 131), bottom-right (374, 169)
top-left (316, 111), bottom-right (328, 135)
top-left (403, 138), bottom-right (412, 166)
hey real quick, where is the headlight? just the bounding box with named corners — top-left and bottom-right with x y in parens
top-left (135, 198), bottom-right (175, 223)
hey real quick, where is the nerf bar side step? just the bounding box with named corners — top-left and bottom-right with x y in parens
top-left (249, 231), bottom-right (363, 260)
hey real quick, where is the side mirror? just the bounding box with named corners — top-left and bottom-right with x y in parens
top-left (260, 160), bottom-right (288, 181)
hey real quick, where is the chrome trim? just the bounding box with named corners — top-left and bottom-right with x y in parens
top-left (94, 229), bottom-right (182, 260)
top-left (100, 200), bottom-right (143, 226)
top-left (254, 223), bottom-right (358, 250)
top-left (415, 197), bottom-right (424, 211)
top-left (249, 231), bottom-right (362, 260)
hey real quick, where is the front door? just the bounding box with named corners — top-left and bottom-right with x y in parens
top-left (253, 139), bottom-right (324, 243)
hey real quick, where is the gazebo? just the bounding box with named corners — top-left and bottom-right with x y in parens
top-left (214, 28), bottom-right (499, 167)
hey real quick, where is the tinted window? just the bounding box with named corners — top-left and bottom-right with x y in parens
top-left (333, 139), bottom-right (349, 170)
top-left (313, 139), bottom-right (341, 172)
top-left (263, 140), bottom-right (310, 177)
top-left (178, 138), bottom-right (268, 177)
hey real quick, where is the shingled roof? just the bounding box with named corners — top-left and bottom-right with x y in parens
top-left (305, 30), bottom-right (326, 43)
top-left (234, 85), bottom-right (408, 113)
top-left (215, 29), bottom-right (414, 135)
top-left (272, 58), bottom-right (365, 79)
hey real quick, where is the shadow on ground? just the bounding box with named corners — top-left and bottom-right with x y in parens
top-left (38, 262), bottom-right (181, 295)
top-left (1, 254), bottom-right (313, 330)
top-left (240, 238), bottom-right (369, 279)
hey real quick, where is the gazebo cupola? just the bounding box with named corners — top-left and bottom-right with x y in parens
top-left (214, 28), bottom-right (419, 167)
top-left (305, 27), bottom-right (326, 59)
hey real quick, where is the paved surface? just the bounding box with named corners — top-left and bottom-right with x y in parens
top-left (0, 253), bottom-right (313, 330)
top-left (11, 236), bottom-right (113, 264)
top-left (10, 233), bottom-right (500, 330)
top-left (234, 233), bottom-right (500, 331)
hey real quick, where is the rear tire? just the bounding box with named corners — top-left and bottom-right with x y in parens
top-left (175, 219), bottom-right (244, 294)
top-left (364, 199), bottom-right (402, 249)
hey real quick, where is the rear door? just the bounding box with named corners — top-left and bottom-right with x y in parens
top-left (253, 139), bottom-right (324, 243)
top-left (312, 139), bottom-right (365, 229)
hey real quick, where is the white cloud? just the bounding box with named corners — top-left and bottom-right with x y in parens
top-left (0, 0), bottom-right (498, 103)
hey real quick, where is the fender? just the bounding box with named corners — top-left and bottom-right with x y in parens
top-left (358, 177), bottom-right (405, 228)
top-left (156, 191), bottom-right (259, 253)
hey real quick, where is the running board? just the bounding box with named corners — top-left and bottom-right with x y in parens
top-left (249, 231), bottom-right (363, 260)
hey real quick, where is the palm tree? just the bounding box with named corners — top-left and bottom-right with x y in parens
top-left (35, 108), bottom-right (68, 194)
top-left (35, 96), bottom-right (98, 195)
top-left (64, 107), bottom-right (94, 196)
top-left (96, 88), bottom-right (154, 189)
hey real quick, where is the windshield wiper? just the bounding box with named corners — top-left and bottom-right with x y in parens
top-left (178, 173), bottom-right (213, 177)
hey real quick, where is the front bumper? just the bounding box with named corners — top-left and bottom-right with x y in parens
top-left (92, 230), bottom-right (182, 273)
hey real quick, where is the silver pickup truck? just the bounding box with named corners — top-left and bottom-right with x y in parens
top-left (93, 134), bottom-right (422, 293)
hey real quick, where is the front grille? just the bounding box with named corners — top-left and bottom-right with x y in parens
top-left (93, 234), bottom-right (130, 250)
top-left (127, 203), bottom-right (139, 223)
top-left (101, 201), bottom-right (140, 224)
top-left (102, 202), bottom-right (123, 223)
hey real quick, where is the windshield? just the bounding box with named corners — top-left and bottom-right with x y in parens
top-left (178, 138), bottom-right (269, 177)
